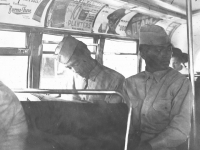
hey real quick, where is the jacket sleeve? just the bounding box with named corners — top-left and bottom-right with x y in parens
top-left (105, 74), bottom-right (125, 103)
top-left (0, 82), bottom-right (27, 150)
top-left (0, 85), bottom-right (19, 135)
top-left (149, 79), bottom-right (193, 149)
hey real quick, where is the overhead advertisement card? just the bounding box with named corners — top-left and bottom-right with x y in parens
top-left (63, 0), bottom-right (105, 32)
top-left (46, 0), bottom-right (72, 28)
top-left (115, 11), bottom-right (137, 36)
top-left (156, 20), bottom-right (181, 38)
top-left (93, 6), bottom-right (131, 35)
top-left (125, 13), bottom-right (160, 39)
top-left (0, 0), bottom-right (53, 27)
top-left (93, 6), bottom-right (116, 34)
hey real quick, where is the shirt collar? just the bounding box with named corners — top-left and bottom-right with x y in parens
top-left (144, 67), bottom-right (171, 82)
top-left (88, 61), bottom-right (102, 81)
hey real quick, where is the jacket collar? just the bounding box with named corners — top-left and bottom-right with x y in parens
top-left (144, 67), bottom-right (172, 82)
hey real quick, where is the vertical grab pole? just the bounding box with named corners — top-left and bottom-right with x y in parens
top-left (124, 104), bottom-right (132, 150)
top-left (186, 0), bottom-right (196, 149)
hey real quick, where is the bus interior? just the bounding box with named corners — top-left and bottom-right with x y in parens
top-left (0, 0), bottom-right (200, 150)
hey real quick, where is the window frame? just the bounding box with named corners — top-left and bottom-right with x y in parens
top-left (0, 30), bottom-right (29, 89)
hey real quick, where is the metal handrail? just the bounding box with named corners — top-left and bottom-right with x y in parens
top-left (14, 88), bottom-right (132, 150)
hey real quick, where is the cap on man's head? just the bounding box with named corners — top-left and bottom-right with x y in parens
top-left (139, 24), bottom-right (170, 46)
top-left (55, 35), bottom-right (79, 64)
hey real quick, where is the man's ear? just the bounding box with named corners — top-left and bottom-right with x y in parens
top-left (139, 48), bottom-right (147, 60)
top-left (140, 50), bottom-right (145, 59)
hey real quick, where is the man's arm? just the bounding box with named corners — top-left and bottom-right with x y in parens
top-left (105, 75), bottom-right (125, 103)
top-left (149, 79), bottom-right (193, 149)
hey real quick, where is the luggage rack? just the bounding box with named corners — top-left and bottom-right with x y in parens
top-left (14, 89), bottom-right (132, 150)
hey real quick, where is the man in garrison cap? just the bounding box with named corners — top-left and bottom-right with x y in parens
top-left (123, 25), bottom-right (193, 150)
top-left (54, 35), bottom-right (125, 103)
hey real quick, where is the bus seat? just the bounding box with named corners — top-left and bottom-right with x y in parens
top-left (20, 101), bottom-right (128, 150)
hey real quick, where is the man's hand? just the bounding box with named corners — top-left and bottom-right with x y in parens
top-left (135, 142), bottom-right (152, 150)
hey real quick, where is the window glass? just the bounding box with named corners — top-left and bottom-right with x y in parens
top-left (40, 54), bottom-right (69, 89)
top-left (104, 55), bottom-right (137, 78)
top-left (43, 44), bottom-right (58, 52)
top-left (104, 39), bottom-right (137, 54)
top-left (103, 39), bottom-right (138, 78)
top-left (0, 31), bottom-right (26, 48)
top-left (42, 34), bottom-right (63, 52)
top-left (0, 56), bottom-right (28, 88)
top-left (43, 34), bottom-right (64, 43)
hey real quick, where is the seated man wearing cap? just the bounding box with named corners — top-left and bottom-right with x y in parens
top-left (123, 25), bottom-right (193, 150)
top-left (54, 35), bottom-right (125, 103)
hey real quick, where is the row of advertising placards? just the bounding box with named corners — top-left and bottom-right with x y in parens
top-left (0, 0), bottom-right (53, 26)
top-left (0, 0), bottom-right (180, 39)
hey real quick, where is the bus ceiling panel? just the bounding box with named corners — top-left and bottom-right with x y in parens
top-left (125, 0), bottom-right (200, 15)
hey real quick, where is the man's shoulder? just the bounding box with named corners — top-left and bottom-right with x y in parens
top-left (0, 81), bottom-right (15, 95)
top-left (0, 80), bottom-right (21, 105)
top-left (101, 65), bottom-right (125, 79)
top-left (163, 69), bottom-right (192, 90)
top-left (125, 71), bottom-right (145, 81)
top-left (168, 68), bottom-right (189, 81)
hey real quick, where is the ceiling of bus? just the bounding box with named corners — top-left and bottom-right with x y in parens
top-left (125, 0), bottom-right (200, 14)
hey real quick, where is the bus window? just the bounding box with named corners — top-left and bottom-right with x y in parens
top-left (0, 31), bottom-right (28, 88)
top-left (40, 34), bottom-right (95, 89)
top-left (0, 56), bottom-right (28, 88)
top-left (0, 31), bottom-right (26, 48)
top-left (103, 39), bottom-right (137, 78)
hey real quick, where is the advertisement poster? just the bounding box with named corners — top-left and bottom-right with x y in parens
top-left (125, 13), bottom-right (160, 39)
top-left (156, 20), bottom-right (181, 37)
top-left (115, 11), bottom-right (137, 36)
top-left (46, 0), bottom-right (71, 28)
top-left (93, 6), bottom-right (131, 35)
top-left (0, 0), bottom-right (53, 27)
top-left (63, 0), bottom-right (105, 32)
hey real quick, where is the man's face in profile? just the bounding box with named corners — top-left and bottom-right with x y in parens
top-left (65, 54), bottom-right (90, 79)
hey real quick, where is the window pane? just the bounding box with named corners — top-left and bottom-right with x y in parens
top-left (43, 44), bottom-right (58, 52)
top-left (40, 54), bottom-right (72, 89)
top-left (104, 55), bottom-right (137, 78)
top-left (103, 39), bottom-right (138, 78)
top-left (0, 31), bottom-right (26, 48)
top-left (43, 34), bottom-right (64, 42)
top-left (42, 34), bottom-right (63, 52)
top-left (0, 56), bottom-right (28, 88)
top-left (104, 39), bottom-right (137, 54)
